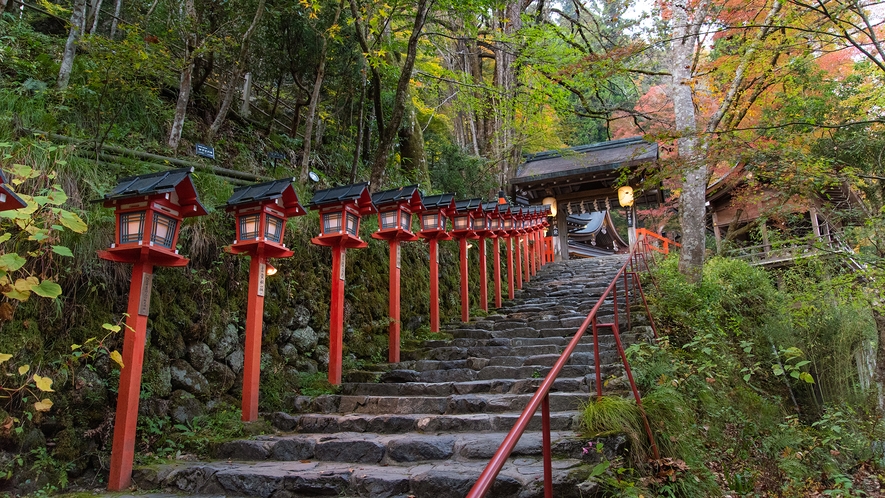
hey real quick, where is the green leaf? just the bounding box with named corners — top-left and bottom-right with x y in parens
top-left (772, 365), bottom-right (784, 376)
top-left (0, 233), bottom-right (10, 244)
top-left (790, 371), bottom-right (800, 379)
top-left (59, 210), bottom-right (87, 233)
top-left (51, 246), bottom-right (74, 257)
top-left (799, 372), bottom-right (815, 384)
top-left (589, 460), bottom-right (610, 478)
top-left (102, 323), bottom-right (122, 332)
top-left (743, 374), bottom-right (751, 382)
top-left (30, 280), bottom-right (62, 299)
top-left (0, 253), bottom-right (25, 271)
top-left (46, 187), bottom-right (67, 205)
top-left (794, 360), bottom-right (811, 368)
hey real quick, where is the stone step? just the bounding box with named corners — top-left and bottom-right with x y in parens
top-left (288, 392), bottom-right (590, 415)
top-left (134, 457), bottom-right (590, 498)
top-left (215, 431), bottom-right (586, 464)
top-left (271, 410), bottom-right (584, 434)
top-left (338, 376), bottom-right (592, 397)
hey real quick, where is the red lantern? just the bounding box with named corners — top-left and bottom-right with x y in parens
top-left (370, 185), bottom-right (423, 363)
top-left (309, 182), bottom-right (375, 385)
top-left (225, 178), bottom-right (306, 421)
top-left (417, 193), bottom-right (456, 333)
top-left (98, 168), bottom-right (206, 491)
top-left (0, 170), bottom-right (26, 212)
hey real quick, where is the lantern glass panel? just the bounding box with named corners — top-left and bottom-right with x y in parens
top-left (119, 211), bottom-right (145, 244)
top-left (454, 216), bottom-right (469, 230)
top-left (401, 212), bottom-right (411, 231)
top-left (151, 213), bottom-right (178, 248)
top-left (440, 214), bottom-right (448, 231)
top-left (346, 212), bottom-right (359, 236)
top-left (322, 212), bottom-right (342, 234)
top-left (421, 213), bottom-right (438, 231)
top-left (238, 213), bottom-right (260, 240)
top-left (472, 216), bottom-right (486, 230)
top-left (503, 218), bottom-right (512, 230)
top-left (490, 218), bottom-right (500, 230)
top-left (380, 210), bottom-right (398, 230)
top-left (264, 214), bottom-right (284, 243)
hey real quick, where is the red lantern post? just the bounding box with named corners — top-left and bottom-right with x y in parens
top-left (473, 202), bottom-right (498, 311)
top-left (417, 193), bottom-right (456, 333)
top-left (0, 170), bottom-right (27, 212)
top-left (499, 204), bottom-right (516, 299)
top-left (478, 201), bottom-right (502, 309)
top-left (309, 183), bottom-right (375, 385)
top-left (513, 207), bottom-right (524, 290)
top-left (371, 185), bottom-right (423, 363)
top-left (521, 208), bottom-right (531, 282)
top-left (451, 199), bottom-right (482, 322)
top-left (224, 179), bottom-right (306, 421)
top-left (97, 168), bottom-right (207, 491)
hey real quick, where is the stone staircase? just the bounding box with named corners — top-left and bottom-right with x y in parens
top-left (134, 256), bottom-right (649, 498)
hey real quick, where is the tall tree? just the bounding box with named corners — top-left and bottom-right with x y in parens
top-left (57, 0), bottom-right (88, 89)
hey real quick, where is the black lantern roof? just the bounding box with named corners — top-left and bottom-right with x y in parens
top-left (371, 184), bottom-right (423, 211)
top-left (421, 193), bottom-right (456, 211)
top-left (103, 167), bottom-right (207, 217)
top-left (226, 178), bottom-right (306, 217)
top-left (308, 182), bottom-right (375, 214)
top-left (481, 201), bottom-right (500, 217)
top-left (454, 198), bottom-right (483, 215)
top-left (0, 170), bottom-right (27, 211)
top-left (497, 203), bottom-right (513, 216)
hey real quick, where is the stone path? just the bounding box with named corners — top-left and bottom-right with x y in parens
top-left (134, 256), bottom-right (649, 497)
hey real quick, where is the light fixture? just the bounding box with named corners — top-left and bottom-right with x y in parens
top-left (618, 186), bottom-right (634, 207)
top-left (542, 196), bottom-right (557, 217)
top-left (265, 263), bottom-right (278, 276)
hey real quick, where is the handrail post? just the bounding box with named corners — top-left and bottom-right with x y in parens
top-left (612, 279), bottom-right (619, 331)
top-left (611, 322), bottom-right (660, 460)
top-left (592, 315), bottom-right (602, 399)
top-left (632, 272), bottom-right (658, 339)
top-left (624, 270), bottom-right (631, 332)
top-left (542, 394), bottom-right (553, 498)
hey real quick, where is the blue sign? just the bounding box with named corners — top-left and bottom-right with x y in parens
top-left (267, 151), bottom-right (286, 160)
top-left (195, 143), bottom-right (215, 159)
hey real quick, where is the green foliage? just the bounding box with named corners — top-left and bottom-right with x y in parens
top-left (597, 254), bottom-right (883, 496)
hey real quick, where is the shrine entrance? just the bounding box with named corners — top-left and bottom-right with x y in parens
top-left (510, 137), bottom-right (661, 261)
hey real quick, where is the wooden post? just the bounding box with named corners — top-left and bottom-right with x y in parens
top-left (478, 237), bottom-right (488, 311)
top-left (493, 237), bottom-right (502, 308)
top-left (711, 211), bottom-right (722, 253)
top-left (523, 234), bottom-right (531, 281)
top-left (241, 252), bottom-right (266, 421)
top-left (459, 237), bottom-right (470, 322)
top-left (328, 246), bottom-right (345, 385)
top-left (107, 260), bottom-right (153, 491)
top-left (429, 239), bottom-right (440, 332)
top-left (557, 204), bottom-right (569, 261)
top-left (388, 241), bottom-right (401, 363)
top-left (507, 236), bottom-right (515, 298)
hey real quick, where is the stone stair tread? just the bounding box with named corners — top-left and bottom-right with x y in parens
top-left (338, 376), bottom-right (593, 396)
top-left (135, 457), bottom-right (589, 498)
top-left (289, 392), bottom-right (592, 415)
top-left (217, 430), bottom-right (585, 464)
top-left (272, 410), bottom-right (584, 434)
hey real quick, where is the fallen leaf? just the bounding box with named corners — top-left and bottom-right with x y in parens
top-left (34, 398), bottom-right (53, 412)
top-left (18, 364), bottom-right (29, 375)
top-left (33, 374), bottom-right (54, 392)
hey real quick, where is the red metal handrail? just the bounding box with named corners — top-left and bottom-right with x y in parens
top-left (467, 233), bottom-right (676, 498)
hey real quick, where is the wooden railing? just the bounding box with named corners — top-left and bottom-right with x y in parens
top-left (722, 231), bottom-right (860, 268)
top-left (467, 232), bottom-right (676, 498)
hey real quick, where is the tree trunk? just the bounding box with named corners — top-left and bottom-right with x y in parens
top-left (168, 0), bottom-right (197, 150)
top-left (207, 0), bottom-right (266, 139)
top-left (873, 310), bottom-right (885, 414)
top-left (88, 0), bottom-right (102, 34)
top-left (57, 0), bottom-right (88, 90)
top-left (351, 67), bottom-right (366, 183)
top-left (109, 0), bottom-right (121, 38)
top-left (300, 0), bottom-right (343, 183)
top-left (369, 0), bottom-right (435, 189)
top-left (670, 0), bottom-right (706, 282)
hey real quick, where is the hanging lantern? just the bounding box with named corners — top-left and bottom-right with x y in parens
top-left (618, 185), bottom-right (634, 207)
top-left (542, 196), bottom-right (557, 217)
